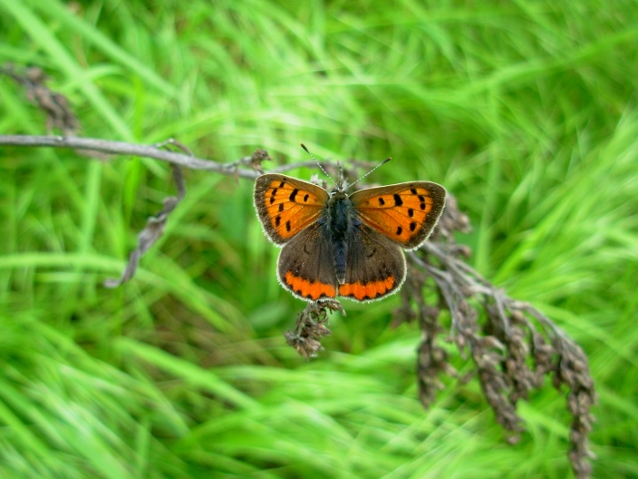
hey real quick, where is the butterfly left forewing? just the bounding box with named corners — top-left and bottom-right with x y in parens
top-left (254, 174), bottom-right (329, 244)
top-left (350, 181), bottom-right (446, 249)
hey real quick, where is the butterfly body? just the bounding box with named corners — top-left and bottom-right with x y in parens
top-left (254, 173), bottom-right (446, 302)
top-left (321, 187), bottom-right (360, 283)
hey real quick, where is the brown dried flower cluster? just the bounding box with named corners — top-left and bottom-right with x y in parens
top-left (2, 64), bottom-right (79, 136)
top-left (284, 300), bottom-right (343, 359)
top-left (411, 196), bottom-right (595, 479)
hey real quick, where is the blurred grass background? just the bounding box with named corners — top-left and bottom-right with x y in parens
top-left (1, 0), bottom-right (637, 477)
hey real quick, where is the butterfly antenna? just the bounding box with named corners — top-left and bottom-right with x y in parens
top-left (300, 143), bottom-right (333, 181)
top-left (346, 157), bottom-right (392, 189)
top-left (338, 161), bottom-right (345, 184)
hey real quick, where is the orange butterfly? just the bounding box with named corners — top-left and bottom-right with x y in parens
top-left (254, 164), bottom-right (446, 302)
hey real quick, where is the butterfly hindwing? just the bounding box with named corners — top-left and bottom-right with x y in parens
top-left (254, 174), bottom-right (329, 244)
top-left (337, 224), bottom-right (406, 302)
top-left (350, 181), bottom-right (446, 249)
top-left (277, 223), bottom-right (339, 301)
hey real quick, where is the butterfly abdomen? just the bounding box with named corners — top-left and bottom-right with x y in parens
top-left (325, 193), bottom-right (360, 284)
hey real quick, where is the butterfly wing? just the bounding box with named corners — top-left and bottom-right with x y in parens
top-left (350, 181), bottom-right (446, 249)
top-left (277, 222), bottom-right (339, 301)
top-left (337, 224), bottom-right (406, 302)
top-left (254, 174), bottom-right (329, 245)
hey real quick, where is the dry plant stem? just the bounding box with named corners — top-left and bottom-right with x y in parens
top-left (0, 135), bottom-right (330, 180)
top-left (104, 163), bottom-right (186, 288)
top-left (103, 140), bottom-right (196, 286)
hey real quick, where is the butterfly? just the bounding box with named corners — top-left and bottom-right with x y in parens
top-left (253, 166), bottom-right (446, 302)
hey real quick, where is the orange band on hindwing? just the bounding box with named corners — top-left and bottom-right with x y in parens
top-left (284, 271), bottom-right (336, 300)
top-left (338, 277), bottom-right (395, 301)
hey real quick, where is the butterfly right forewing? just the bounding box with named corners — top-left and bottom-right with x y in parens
top-left (254, 174), bottom-right (329, 244)
top-left (350, 181), bottom-right (446, 249)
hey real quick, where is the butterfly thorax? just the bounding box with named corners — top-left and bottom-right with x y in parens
top-left (322, 189), bottom-right (361, 284)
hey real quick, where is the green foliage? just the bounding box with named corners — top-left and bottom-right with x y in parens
top-left (1, 0), bottom-right (637, 477)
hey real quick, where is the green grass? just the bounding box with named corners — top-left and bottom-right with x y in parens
top-left (1, 0), bottom-right (637, 477)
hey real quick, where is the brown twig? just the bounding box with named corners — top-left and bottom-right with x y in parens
top-left (0, 134), bottom-right (289, 179)
top-left (103, 146), bottom-right (187, 288)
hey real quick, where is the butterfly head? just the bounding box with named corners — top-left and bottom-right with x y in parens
top-left (329, 175), bottom-right (348, 196)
